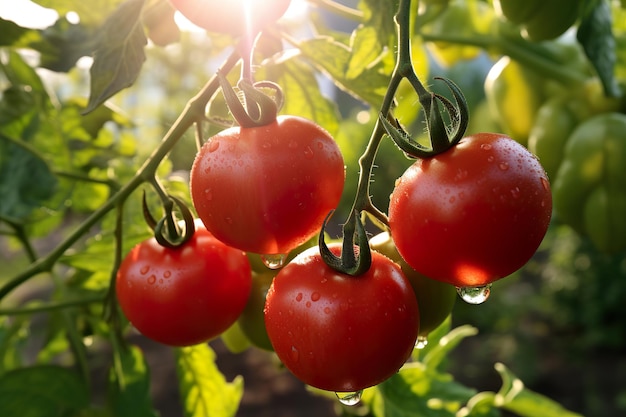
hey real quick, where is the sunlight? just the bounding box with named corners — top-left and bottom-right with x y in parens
top-left (0, 0), bottom-right (58, 29)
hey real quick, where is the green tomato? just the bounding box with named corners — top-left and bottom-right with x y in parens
top-left (494, 0), bottom-right (543, 24)
top-left (553, 113), bottom-right (626, 253)
top-left (237, 271), bottom-right (275, 351)
top-left (370, 232), bottom-right (456, 340)
top-left (521, 0), bottom-right (583, 41)
top-left (221, 320), bottom-right (251, 353)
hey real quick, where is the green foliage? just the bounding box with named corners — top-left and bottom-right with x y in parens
top-left (176, 344), bottom-right (244, 417)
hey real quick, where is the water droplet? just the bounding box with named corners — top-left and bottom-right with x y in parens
top-left (498, 162), bottom-right (509, 171)
top-left (487, 155), bottom-right (495, 163)
top-left (335, 390), bottom-right (363, 406)
top-left (224, 217), bottom-right (233, 225)
top-left (415, 335), bottom-right (428, 349)
top-left (208, 140), bottom-right (219, 152)
top-left (288, 140), bottom-right (298, 149)
top-left (204, 188), bottom-right (213, 201)
top-left (541, 177), bottom-right (550, 191)
top-left (290, 346), bottom-right (300, 362)
top-left (261, 253), bottom-right (287, 270)
top-left (311, 292), bottom-right (321, 302)
top-left (449, 196), bottom-right (456, 204)
top-left (480, 143), bottom-right (492, 151)
top-left (140, 265), bottom-right (150, 275)
top-left (324, 307), bottom-right (331, 314)
top-left (163, 270), bottom-right (171, 279)
top-left (296, 293), bottom-right (303, 302)
top-left (147, 275), bottom-right (156, 285)
top-left (510, 187), bottom-right (521, 199)
top-left (457, 284), bottom-right (492, 304)
top-left (316, 141), bottom-right (324, 150)
top-left (303, 146), bottom-right (314, 159)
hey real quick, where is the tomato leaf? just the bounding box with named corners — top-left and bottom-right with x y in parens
top-left (176, 344), bottom-right (243, 417)
top-left (85, 0), bottom-right (147, 114)
top-left (107, 345), bottom-right (159, 417)
top-left (493, 363), bottom-right (584, 417)
top-left (0, 135), bottom-right (58, 222)
top-left (0, 17), bottom-right (33, 46)
top-left (0, 365), bottom-right (90, 417)
top-left (577, 0), bottom-right (621, 97)
top-left (375, 362), bottom-right (476, 417)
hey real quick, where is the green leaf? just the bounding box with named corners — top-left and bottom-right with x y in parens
top-left (32, 17), bottom-right (96, 72)
top-left (108, 345), bottom-right (159, 417)
top-left (0, 18), bottom-right (33, 46)
top-left (493, 363), bottom-right (584, 417)
top-left (264, 56), bottom-right (341, 136)
top-left (176, 344), bottom-right (244, 417)
top-left (422, 325), bottom-right (479, 370)
top-left (298, 36), bottom-right (392, 106)
top-left (577, 0), bottom-right (621, 97)
top-left (0, 135), bottom-right (58, 222)
top-left (85, 0), bottom-right (147, 113)
top-left (359, 0), bottom-right (399, 48)
top-left (0, 365), bottom-right (89, 417)
top-left (375, 362), bottom-right (476, 417)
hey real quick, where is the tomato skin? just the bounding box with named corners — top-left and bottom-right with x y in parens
top-left (369, 232), bottom-right (456, 338)
top-left (264, 245), bottom-right (419, 392)
top-left (389, 133), bottom-right (552, 287)
top-left (190, 115), bottom-right (345, 255)
top-left (168, 0), bottom-right (291, 36)
top-left (116, 223), bottom-right (252, 347)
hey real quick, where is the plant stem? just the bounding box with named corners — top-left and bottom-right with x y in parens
top-left (0, 294), bottom-right (105, 316)
top-left (346, 0), bottom-right (415, 226)
top-left (309, 0), bottom-right (364, 21)
top-left (0, 50), bottom-right (242, 302)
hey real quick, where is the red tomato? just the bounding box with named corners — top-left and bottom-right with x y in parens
top-left (389, 133), bottom-right (552, 288)
top-left (169, 0), bottom-right (291, 36)
top-left (116, 222), bottom-right (252, 347)
top-left (190, 115), bottom-right (345, 256)
top-left (264, 244), bottom-right (419, 392)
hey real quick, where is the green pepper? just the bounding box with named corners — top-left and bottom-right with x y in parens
top-left (552, 113), bottom-right (626, 253)
top-left (484, 56), bottom-right (546, 146)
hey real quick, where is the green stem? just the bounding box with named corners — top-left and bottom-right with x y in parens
top-left (347, 0), bottom-right (414, 226)
top-left (309, 0), bottom-right (364, 21)
top-left (0, 295), bottom-right (104, 316)
top-left (0, 50), bottom-right (242, 302)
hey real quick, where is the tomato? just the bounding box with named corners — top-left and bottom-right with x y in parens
top-left (168, 0), bottom-right (291, 36)
top-left (484, 56), bottom-right (546, 146)
top-left (264, 244), bottom-right (419, 392)
top-left (190, 115), bottom-right (345, 256)
top-left (116, 222), bottom-right (252, 347)
top-left (552, 113), bottom-right (626, 253)
top-left (389, 133), bottom-right (552, 288)
top-left (369, 232), bottom-right (456, 339)
top-left (237, 271), bottom-right (275, 350)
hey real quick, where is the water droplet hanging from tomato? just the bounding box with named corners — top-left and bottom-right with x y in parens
top-left (415, 335), bottom-right (428, 349)
top-left (335, 390), bottom-right (363, 406)
top-left (456, 284), bottom-right (492, 304)
top-left (261, 253), bottom-right (287, 270)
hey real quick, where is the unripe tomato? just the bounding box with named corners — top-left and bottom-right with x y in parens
top-left (237, 271), bottom-right (275, 350)
top-left (264, 244), bottom-right (419, 392)
top-left (116, 222), bottom-right (252, 347)
top-left (169, 0), bottom-right (291, 36)
top-left (190, 115), bottom-right (345, 256)
top-left (369, 232), bottom-right (456, 339)
top-left (389, 133), bottom-right (552, 288)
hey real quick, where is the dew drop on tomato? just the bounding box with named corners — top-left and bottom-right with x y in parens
top-left (415, 335), bottom-right (428, 349)
top-left (335, 390), bottom-right (363, 406)
top-left (260, 253), bottom-right (287, 270)
top-left (456, 284), bottom-right (492, 304)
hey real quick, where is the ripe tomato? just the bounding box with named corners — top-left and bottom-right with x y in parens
top-left (116, 222), bottom-right (252, 347)
top-left (264, 244), bottom-right (419, 392)
top-left (389, 133), bottom-right (552, 288)
top-left (169, 0), bottom-right (291, 36)
top-left (369, 232), bottom-right (456, 339)
top-left (190, 115), bottom-right (345, 256)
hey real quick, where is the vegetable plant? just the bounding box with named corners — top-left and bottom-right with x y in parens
top-left (1, 0), bottom-right (624, 416)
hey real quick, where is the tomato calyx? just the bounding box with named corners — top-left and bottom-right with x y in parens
top-left (381, 76), bottom-right (469, 158)
top-left (217, 69), bottom-right (283, 128)
top-left (142, 192), bottom-right (196, 248)
top-left (319, 211), bottom-right (372, 276)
